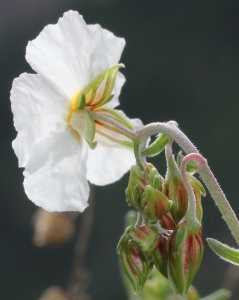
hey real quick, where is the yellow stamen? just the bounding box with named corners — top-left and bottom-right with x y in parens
top-left (66, 90), bottom-right (81, 124)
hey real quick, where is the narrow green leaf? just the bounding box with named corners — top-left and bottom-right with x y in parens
top-left (207, 238), bottom-right (239, 265)
top-left (200, 289), bottom-right (231, 300)
top-left (141, 134), bottom-right (169, 157)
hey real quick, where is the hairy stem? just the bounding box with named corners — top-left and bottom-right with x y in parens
top-left (137, 121), bottom-right (198, 155)
top-left (197, 156), bottom-right (239, 245)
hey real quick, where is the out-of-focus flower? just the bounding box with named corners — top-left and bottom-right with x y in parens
top-left (39, 287), bottom-right (69, 300)
top-left (32, 208), bottom-right (75, 247)
top-left (11, 11), bottom-right (142, 212)
top-left (39, 286), bottom-right (91, 300)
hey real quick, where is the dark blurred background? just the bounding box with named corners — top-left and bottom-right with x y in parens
top-left (1, 0), bottom-right (239, 299)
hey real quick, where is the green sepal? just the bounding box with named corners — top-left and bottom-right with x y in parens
top-left (207, 238), bottom-right (239, 266)
top-left (76, 64), bottom-right (124, 108)
top-left (141, 186), bottom-right (172, 223)
top-left (153, 234), bottom-right (169, 278)
top-left (141, 134), bottom-right (169, 157)
top-left (200, 289), bottom-right (231, 300)
top-left (94, 107), bottom-right (134, 131)
top-left (117, 235), bottom-right (152, 293)
top-left (168, 223), bottom-right (204, 296)
top-left (127, 224), bottom-right (159, 255)
top-left (86, 140), bottom-right (97, 150)
top-left (125, 165), bottom-right (145, 208)
top-left (175, 225), bottom-right (187, 249)
top-left (100, 94), bottom-right (114, 106)
top-left (146, 164), bottom-right (164, 191)
top-left (69, 110), bottom-right (96, 143)
top-left (189, 175), bottom-right (206, 196)
top-left (177, 151), bottom-right (199, 174)
top-left (77, 93), bottom-right (86, 109)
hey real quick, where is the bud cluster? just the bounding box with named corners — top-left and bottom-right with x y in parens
top-left (118, 151), bottom-right (206, 296)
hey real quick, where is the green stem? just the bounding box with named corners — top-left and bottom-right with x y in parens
top-left (135, 212), bottom-right (143, 226)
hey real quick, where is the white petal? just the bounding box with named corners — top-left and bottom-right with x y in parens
top-left (129, 117), bottom-right (144, 130)
top-left (86, 114), bottom-right (144, 185)
top-left (86, 144), bottom-right (135, 186)
top-left (26, 10), bottom-right (125, 99)
top-left (11, 73), bottom-right (69, 167)
top-left (24, 129), bottom-right (89, 212)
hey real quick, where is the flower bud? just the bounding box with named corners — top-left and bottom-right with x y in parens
top-left (159, 212), bottom-right (177, 231)
top-left (39, 287), bottom-right (69, 300)
top-left (127, 224), bottom-right (159, 258)
top-left (146, 163), bottom-right (164, 191)
top-left (141, 185), bottom-right (172, 223)
top-left (165, 146), bottom-right (205, 224)
top-left (125, 165), bottom-right (146, 208)
top-left (170, 180), bottom-right (189, 223)
top-left (125, 164), bottom-right (168, 223)
top-left (153, 233), bottom-right (170, 278)
top-left (32, 209), bottom-right (75, 247)
top-left (167, 222), bottom-right (204, 296)
top-left (117, 234), bottom-right (152, 293)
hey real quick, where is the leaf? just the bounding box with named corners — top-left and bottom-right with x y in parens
top-left (207, 238), bottom-right (239, 265)
top-left (200, 289), bottom-right (231, 300)
top-left (141, 134), bottom-right (169, 157)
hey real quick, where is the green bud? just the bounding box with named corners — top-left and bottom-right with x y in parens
top-left (166, 178), bottom-right (188, 224)
top-left (165, 148), bottom-right (205, 224)
top-left (125, 165), bottom-right (145, 208)
top-left (117, 234), bottom-right (152, 293)
top-left (127, 224), bottom-right (159, 257)
top-left (153, 234), bottom-right (170, 278)
top-left (159, 212), bottom-right (177, 231)
top-left (146, 164), bottom-right (164, 191)
top-left (141, 185), bottom-right (172, 223)
top-left (167, 221), bottom-right (204, 296)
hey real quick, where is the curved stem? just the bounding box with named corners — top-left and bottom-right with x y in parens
top-left (137, 122), bottom-right (198, 155)
top-left (183, 154), bottom-right (239, 245)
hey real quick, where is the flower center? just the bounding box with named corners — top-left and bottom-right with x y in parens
top-left (66, 90), bottom-right (81, 124)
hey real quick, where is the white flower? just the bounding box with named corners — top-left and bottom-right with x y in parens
top-left (11, 11), bottom-right (142, 212)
